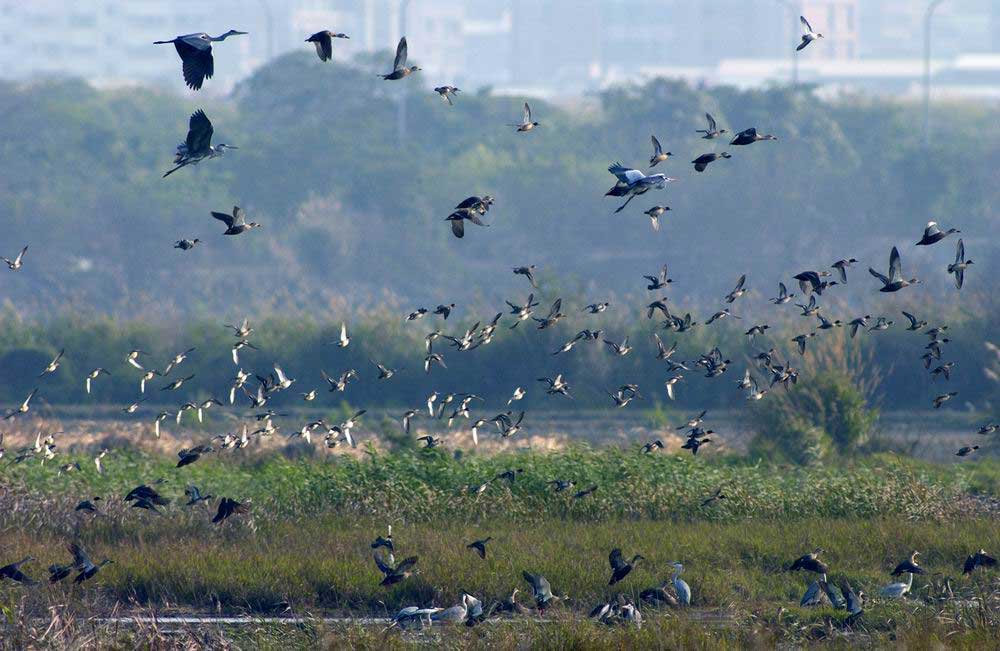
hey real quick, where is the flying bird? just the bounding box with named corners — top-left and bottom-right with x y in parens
top-left (305, 30), bottom-right (349, 62)
top-left (510, 102), bottom-right (539, 132)
top-left (154, 30), bottom-right (248, 90)
top-left (163, 110), bottom-right (237, 177)
top-left (380, 37), bottom-right (420, 80)
top-left (212, 206), bottom-right (262, 235)
top-left (796, 16), bottom-right (824, 51)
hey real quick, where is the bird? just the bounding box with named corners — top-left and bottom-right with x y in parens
top-left (163, 110), bottom-right (237, 177)
top-left (212, 497), bottom-right (250, 524)
top-left (962, 549), bottom-right (997, 575)
top-left (67, 542), bottom-right (113, 584)
top-left (670, 562), bottom-right (691, 605)
top-left (185, 485), bottom-right (213, 506)
top-left (879, 572), bottom-right (914, 599)
top-left (800, 574), bottom-right (827, 606)
top-left (644, 264), bottom-right (674, 290)
top-left (574, 485), bottom-right (598, 499)
top-left (847, 315), bottom-right (872, 338)
top-left (642, 205), bottom-right (670, 232)
top-left (433, 85), bottom-right (461, 105)
top-left (841, 579), bottom-right (865, 620)
top-left (869, 247), bottom-right (919, 292)
top-left (0, 557), bottom-right (36, 585)
top-left (607, 161), bottom-right (676, 213)
top-left (84, 368), bottom-right (111, 394)
top-left (692, 152), bottom-right (731, 172)
top-left (510, 102), bottom-right (539, 132)
top-left (375, 552), bottom-right (418, 586)
top-left (335, 322), bottom-right (350, 347)
top-left (696, 113), bottom-right (726, 139)
top-left (5, 388), bottom-right (38, 420)
top-left (729, 127), bottom-right (777, 146)
top-left (891, 551), bottom-right (924, 576)
top-left (445, 201), bottom-right (489, 238)
top-left (604, 336), bottom-right (632, 356)
top-left (467, 537), bottom-right (492, 559)
top-left (305, 30), bottom-right (349, 62)
top-left (608, 548), bottom-right (644, 585)
top-left (649, 135), bottom-right (672, 166)
top-left (831, 258), bottom-right (859, 283)
top-left (796, 16), bottom-right (824, 51)
top-left (513, 265), bottom-right (538, 288)
top-left (522, 571), bottom-right (558, 611)
top-left (212, 206), bottom-right (262, 235)
top-left (2, 245), bottom-right (28, 270)
top-left (933, 392), bottom-right (958, 409)
top-left (956, 444), bottom-right (979, 457)
top-left (641, 439), bottom-right (664, 454)
top-left (792, 333), bottom-right (817, 355)
top-left (902, 311), bottom-right (928, 331)
top-left (39, 348), bottom-right (65, 376)
top-left (771, 282), bottom-right (795, 304)
top-left (790, 549), bottom-right (829, 574)
top-left (154, 30), bottom-right (247, 90)
top-left (701, 486), bottom-right (727, 507)
top-left (174, 238), bottom-right (200, 250)
top-left (640, 581), bottom-right (680, 608)
top-left (380, 37), bottom-right (420, 80)
top-left (794, 271), bottom-right (837, 296)
top-left (177, 445), bottom-right (213, 468)
top-left (977, 423), bottom-right (998, 435)
top-left (160, 374), bottom-right (194, 391)
top-left (725, 274), bottom-right (748, 303)
top-left (947, 239), bottom-right (973, 289)
top-left (916, 221), bottom-right (960, 245)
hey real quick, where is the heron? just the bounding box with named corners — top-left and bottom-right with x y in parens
top-left (163, 110), bottom-right (237, 178)
top-left (380, 37), bottom-right (420, 80)
top-left (306, 31), bottom-right (349, 62)
top-left (606, 161), bottom-right (676, 214)
top-left (879, 572), bottom-right (913, 599)
top-left (670, 562), bottom-right (691, 605)
top-left (154, 30), bottom-right (247, 90)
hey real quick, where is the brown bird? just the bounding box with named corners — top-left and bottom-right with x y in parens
top-left (467, 537), bottom-right (493, 560)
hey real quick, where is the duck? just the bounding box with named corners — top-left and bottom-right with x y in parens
top-left (513, 265), bottom-right (538, 288)
top-left (211, 206), bottom-right (261, 235)
top-left (380, 37), bottom-right (419, 80)
top-left (174, 238), bottom-right (200, 250)
top-left (902, 311), bottom-right (928, 331)
top-left (796, 15), bottom-right (824, 51)
top-left (696, 113), bottom-right (726, 139)
top-left (649, 135), bottom-right (672, 166)
top-left (725, 274), bottom-right (748, 303)
top-left (306, 30), bottom-right (349, 61)
top-left (847, 315), bottom-right (872, 338)
top-left (916, 221), bottom-right (960, 246)
top-left (947, 239), bottom-right (973, 289)
top-left (869, 246), bottom-right (919, 292)
top-left (729, 127), bottom-right (777, 146)
top-left (510, 102), bottom-right (539, 132)
top-left (831, 258), bottom-right (859, 283)
top-left (433, 85), bottom-right (461, 105)
top-left (522, 571), bottom-right (559, 612)
top-left (642, 205), bottom-right (670, 232)
top-left (467, 537), bottom-right (492, 560)
top-left (956, 444), bottom-right (979, 457)
top-left (771, 282), bottom-right (795, 304)
top-left (2, 245), bottom-right (28, 270)
top-left (790, 549), bottom-right (829, 574)
top-left (644, 264), bottom-right (673, 290)
top-left (692, 152), bottom-right (731, 172)
top-left (932, 392), bottom-right (958, 409)
top-left (891, 551), bottom-right (924, 576)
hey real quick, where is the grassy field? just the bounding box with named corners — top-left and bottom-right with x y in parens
top-left (1, 448), bottom-right (999, 648)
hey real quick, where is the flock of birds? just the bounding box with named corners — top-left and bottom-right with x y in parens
top-left (1, 15), bottom-right (997, 629)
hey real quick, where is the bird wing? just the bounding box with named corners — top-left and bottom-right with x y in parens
top-left (186, 110), bottom-right (214, 154)
top-left (176, 41), bottom-right (214, 90)
top-left (888, 246), bottom-right (902, 282)
top-left (869, 267), bottom-right (889, 285)
top-left (523, 103), bottom-right (531, 124)
top-left (211, 211), bottom-right (236, 228)
top-left (395, 555), bottom-right (419, 573)
top-left (231, 206), bottom-right (247, 226)
top-left (955, 238), bottom-right (964, 263)
top-left (393, 37), bottom-right (408, 71)
top-left (316, 33), bottom-right (333, 61)
top-left (778, 282), bottom-right (788, 297)
top-left (800, 15), bottom-right (814, 32)
top-left (609, 548), bottom-right (626, 571)
top-left (651, 135), bottom-right (662, 155)
top-left (706, 113), bottom-right (717, 131)
top-left (69, 542), bottom-right (93, 569)
top-left (733, 274), bottom-right (746, 293)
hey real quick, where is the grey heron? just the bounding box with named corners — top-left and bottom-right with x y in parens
top-left (163, 110), bottom-right (237, 178)
top-left (670, 562), bottom-right (691, 605)
top-left (380, 37), bottom-right (420, 80)
top-left (879, 572), bottom-right (913, 599)
top-left (306, 31), bottom-right (349, 62)
top-left (606, 161), bottom-right (676, 213)
top-left (154, 30), bottom-right (247, 90)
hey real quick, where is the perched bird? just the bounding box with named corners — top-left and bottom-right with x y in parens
top-left (380, 37), bottom-right (420, 80)
top-left (433, 85), bottom-right (461, 105)
top-left (649, 135), bottom-right (672, 167)
top-left (510, 102), bottom-right (539, 132)
top-left (870, 246), bottom-right (919, 292)
top-left (467, 537), bottom-right (492, 559)
top-left (212, 206), bottom-right (262, 235)
top-left (154, 30), bottom-right (247, 90)
top-left (670, 562), bottom-right (691, 605)
top-left (730, 127), bottom-right (777, 146)
top-left (796, 16), bottom-right (824, 51)
top-left (305, 30), bottom-right (349, 62)
top-left (696, 113), bottom-right (726, 139)
top-left (916, 221), bottom-right (960, 246)
top-left (947, 239), bottom-right (973, 289)
top-left (692, 152), bottom-right (731, 172)
top-left (2, 245), bottom-right (28, 270)
top-left (609, 548), bottom-right (644, 585)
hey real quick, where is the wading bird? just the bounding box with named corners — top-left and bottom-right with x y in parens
top-left (606, 161), bottom-right (676, 213)
top-left (154, 30), bottom-right (247, 90)
top-left (163, 110), bottom-right (237, 177)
